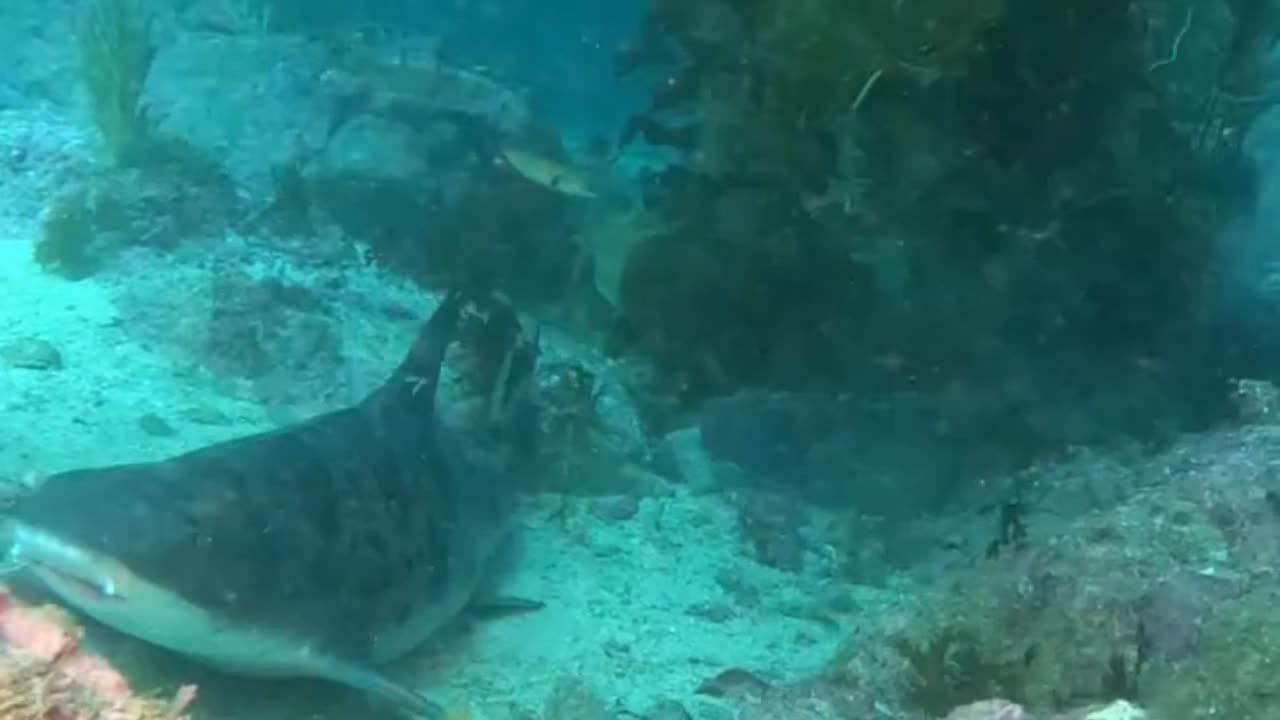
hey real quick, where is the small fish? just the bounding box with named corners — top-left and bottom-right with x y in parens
top-left (498, 148), bottom-right (598, 198)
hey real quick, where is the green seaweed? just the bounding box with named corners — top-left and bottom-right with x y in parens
top-left (34, 190), bottom-right (98, 280)
top-left (609, 0), bottom-right (1268, 457)
top-left (75, 0), bottom-right (157, 165)
top-left (1144, 584), bottom-right (1280, 719)
top-left (892, 628), bottom-right (1027, 716)
top-left (829, 546), bottom-right (1148, 714)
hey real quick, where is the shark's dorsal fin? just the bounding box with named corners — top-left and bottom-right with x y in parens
top-left (369, 291), bottom-right (465, 413)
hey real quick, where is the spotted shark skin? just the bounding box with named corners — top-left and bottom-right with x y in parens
top-left (2, 291), bottom-right (539, 719)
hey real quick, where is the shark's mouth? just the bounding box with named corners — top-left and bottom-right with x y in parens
top-left (31, 561), bottom-right (123, 602)
top-left (2, 520), bottom-right (127, 605)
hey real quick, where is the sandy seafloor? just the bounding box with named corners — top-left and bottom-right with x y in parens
top-left (0, 205), bottom-right (882, 720)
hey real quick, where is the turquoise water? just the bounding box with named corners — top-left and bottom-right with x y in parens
top-left (0, 1), bottom-right (1277, 719)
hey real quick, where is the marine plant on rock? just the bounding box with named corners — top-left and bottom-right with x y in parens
top-left (1141, 582), bottom-right (1280, 719)
top-left (34, 190), bottom-right (97, 280)
top-left (75, 0), bottom-right (157, 166)
top-left (611, 0), bottom-right (1275, 448)
top-left (826, 485), bottom-right (1238, 715)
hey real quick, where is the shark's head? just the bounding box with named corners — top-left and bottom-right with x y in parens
top-left (0, 517), bottom-right (269, 665)
top-left (4, 518), bottom-right (132, 606)
top-left (1, 517), bottom-right (448, 718)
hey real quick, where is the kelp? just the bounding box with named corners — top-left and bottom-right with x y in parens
top-left (610, 0), bottom-right (1274, 449)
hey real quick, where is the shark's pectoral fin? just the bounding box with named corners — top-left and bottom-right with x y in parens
top-left (464, 595), bottom-right (545, 620)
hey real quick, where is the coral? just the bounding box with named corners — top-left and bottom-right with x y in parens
top-left (0, 587), bottom-right (196, 720)
top-left (75, 0), bottom-right (157, 165)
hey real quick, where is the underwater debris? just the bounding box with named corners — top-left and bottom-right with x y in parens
top-left (0, 586), bottom-right (196, 720)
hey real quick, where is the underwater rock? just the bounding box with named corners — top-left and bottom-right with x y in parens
top-left (543, 677), bottom-right (614, 720)
top-left (180, 405), bottom-right (232, 426)
top-left (698, 391), bottom-right (844, 478)
top-left (1231, 378), bottom-right (1280, 424)
top-left (713, 569), bottom-right (762, 609)
top-left (301, 113), bottom-right (464, 245)
top-left (1054, 700), bottom-right (1148, 720)
top-left (685, 701), bottom-right (734, 720)
top-left (645, 699), bottom-right (692, 720)
top-left (136, 412), bottom-right (176, 437)
top-left (144, 33), bottom-right (338, 210)
top-left (944, 699), bottom-right (1028, 720)
top-left (684, 601), bottom-right (734, 623)
top-left (695, 390), bottom-right (957, 516)
top-left (0, 337), bottom-right (63, 370)
top-left (589, 495), bottom-right (639, 521)
top-left (825, 440), bottom-right (1264, 715)
top-left (654, 426), bottom-right (722, 492)
top-left (0, 108), bottom-right (95, 244)
top-left (1137, 572), bottom-right (1241, 662)
top-left (694, 668), bottom-right (772, 701)
top-left (734, 489), bottom-right (809, 572)
top-left (731, 682), bottom-right (854, 720)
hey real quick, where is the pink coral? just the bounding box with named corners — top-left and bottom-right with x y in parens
top-left (0, 585), bottom-right (197, 719)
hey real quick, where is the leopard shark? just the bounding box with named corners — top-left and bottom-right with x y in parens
top-left (0, 291), bottom-right (540, 719)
